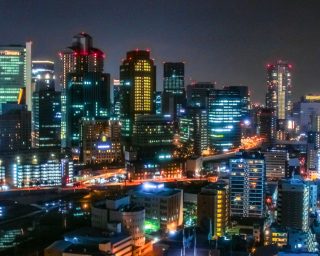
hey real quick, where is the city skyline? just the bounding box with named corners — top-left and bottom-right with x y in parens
top-left (1, 1), bottom-right (320, 102)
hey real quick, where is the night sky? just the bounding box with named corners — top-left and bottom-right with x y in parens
top-left (0, 0), bottom-right (320, 103)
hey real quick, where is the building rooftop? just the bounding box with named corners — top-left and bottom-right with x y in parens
top-left (64, 227), bottom-right (130, 245)
top-left (63, 244), bottom-right (107, 256)
top-left (134, 182), bottom-right (182, 197)
top-left (45, 240), bottom-right (72, 252)
top-left (232, 151), bottom-right (265, 160)
top-left (120, 204), bottom-right (144, 213)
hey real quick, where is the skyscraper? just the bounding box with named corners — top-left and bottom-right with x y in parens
top-left (186, 82), bottom-right (215, 109)
top-left (257, 107), bottom-right (276, 144)
top-left (266, 61), bottom-right (292, 123)
top-left (163, 62), bottom-right (184, 94)
top-left (162, 62), bottom-right (185, 119)
top-left (119, 50), bottom-right (156, 145)
top-left (112, 79), bottom-right (121, 118)
top-left (229, 152), bottom-right (265, 218)
top-left (179, 107), bottom-right (208, 156)
top-left (208, 86), bottom-right (248, 152)
top-left (60, 33), bottom-right (110, 148)
top-left (0, 43), bottom-right (32, 111)
top-left (0, 103), bottom-right (31, 152)
top-left (32, 60), bottom-right (61, 148)
top-left (277, 178), bottom-right (309, 231)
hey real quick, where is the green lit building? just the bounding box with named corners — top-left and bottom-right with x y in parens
top-left (179, 107), bottom-right (208, 156)
top-left (0, 43), bottom-right (32, 111)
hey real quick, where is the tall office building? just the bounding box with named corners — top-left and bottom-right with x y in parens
top-left (0, 103), bottom-right (31, 152)
top-left (263, 150), bottom-right (288, 179)
top-left (257, 107), bottom-right (276, 144)
top-left (299, 95), bottom-right (320, 133)
top-left (60, 33), bottom-right (110, 148)
top-left (277, 178), bottom-right (309, 231)
top-left (119, 50), bottom-right (156, 145)
top-left (162, 62), bottom-right (185, 119)
top-left (80, 119), bottom-right (122, 164)
top-left (229, 152), bottom-right (265, 218)
top-left (155, 91), bottom-right (162, 115)
top-left (112, 79), bottom-right (121, 118)
top-left (186, 82), bottom-right (215, 109)
top-left (266, 61), bottom-right (292, 123)
top-left (179, 107), bottom-right (208, 156)
top-left (0, 43), bottom-right (32, 110)
top-left (208, 86), bottom-right (248, 152)
top-left (32, 60), bottom-right (61, 148)
top-left (197, 182), bottom-right (229, 238)
top-left (163, 62), bottom-right (184, 94)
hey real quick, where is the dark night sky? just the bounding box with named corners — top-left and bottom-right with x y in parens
top-left (0, 0), bottom-right (320, 103)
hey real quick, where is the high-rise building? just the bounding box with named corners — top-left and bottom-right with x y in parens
top-left (299, 95), bottom-right (320, 133)
top-left (179, 107), bottom-right (208, 156)
top-left (112, 79), bottom-right (121, 118)
top-left (60, 33), bottom-right (110, 149)
top-left (155, 91), bottom-right (162, 115)
top-left (80, 119), bottom-right (122, 164)
top-left (264, 150), bottom-right (288, 180)
top-left (162, 62), bottom-right (185, 119)
top-left (277, 178), bottom-right (309, 231)
top-left (197, 182), bottom-right (229, 238)
top-left (124, 115), bottom-right (179, 180)
top-left (186, 82), bottom-right (215, 109)
top-left (163, 62), bottom-right (184, 95)
top-left (0, 43), bottom-right (32, 110)
top-left (257, 107), bottom-right (276, 144)
top-left (0, 103), bottom-right (31, 152)
top-left (119, 50), bottom-right (156, 146)
top-left (209, 86), bottom-right (248, 152)
top-left (32, 60), bottom-right (61, 148)
top-left (266, 61), bottom-right (292, 122)
top-left (229, 152), bottom-right (265, 218)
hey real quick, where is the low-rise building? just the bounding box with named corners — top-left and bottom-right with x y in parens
top-left (131, 182), bottom-right (183, 233)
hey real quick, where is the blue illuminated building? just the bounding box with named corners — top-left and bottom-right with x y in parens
top-left (208, 86), bottom-right (248, 152)
top-left (155, 91), bottom-right (162, 115)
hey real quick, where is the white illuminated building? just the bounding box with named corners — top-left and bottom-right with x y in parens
top-left (229, 152), bottom-right (265, 218)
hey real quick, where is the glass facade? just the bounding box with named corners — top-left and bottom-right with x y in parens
top-left (32, 60), bottom-right (61, 148)
top-left (60, 33), bottom-right (110, 148)
top-left (209, 87), bottom-right (246, 152)
top-left (0, 46), bottom-right (27, 106)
